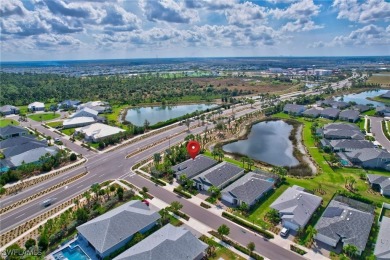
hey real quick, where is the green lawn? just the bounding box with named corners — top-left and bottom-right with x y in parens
top-left (28, 113), bottom-right (60, 122)
top-left (61, 128), bottom-right (75, 136)
top-left (46, 121), bottom-right (63, 128)
top-left (200, 236), bottom-right (245, 260)
top-left (367, 96), bottom-right (390, 105)
top-left (0, 118), bottom-right (19, 127)
top-left (362, 109), bottom-right (377, 116)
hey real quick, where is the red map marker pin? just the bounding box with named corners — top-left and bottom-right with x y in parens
top-left (187, 140), bottom-right (200, 160)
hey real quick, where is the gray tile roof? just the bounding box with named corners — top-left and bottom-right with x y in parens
top-left (324, 123), bottom-right (360, 131)
top-left (222, 171), bottom-right (275, 205)
top-left (374, 216), bottom-right (390, 259)
top-left (113, 224), bottom-right (207, 260)
top-left (330, 139), bottom-right (374, 150)
top-left (283, 104), bottom-right (306, 114)
top-left (323, 123), bottom-right (364, 140)
top-left (346, 148), bottom-right (390, 163)
top-left (302, 108), bottom-right (322, 117)
top-left (0, 105), bottom-right (19, 113)
top-left (59, 100), bottom-right (81, 107)
top-left (339, 110), bottom-right (360, 121)
top-left (77, 200), bottom-right (160, 255)
top-left (315, 196), bottom-right (375, 253)
top-left (3, 140), bottom-right (47, 157)
top-left (352, 105), bottom-right (370, 112)
top-left (321, 99), bottom-right (349, 109)
top-left (367, 174), bottom-right (390, 193)
top-left (0, 135), bottom-right (38, 149)
top-left (320, 108), bottom-right (340, 118)
top-left (270, 185), bottom-right (322, 227)
top-left (376, 106), bottom-right (390, 114)
top-left (381, 91), bottom-right (390, 99)
top-left (194, 161), bottom-right (244, 188)
top-left (0, 125), bottom-right (27, 138)
top-left (3, 146), bottom-right (58, 168)
top-left (172, 155), bottom-right (218, 179)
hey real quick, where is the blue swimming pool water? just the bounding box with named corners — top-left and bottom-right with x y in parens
top-left (54, 245), bottom-right (90, 260)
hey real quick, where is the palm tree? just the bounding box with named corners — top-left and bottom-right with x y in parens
top-left (247, 158), bottom-right (254, 170)
top-left (306, 225), bottom-right (317, 243)
top-left (208, 186), bottom-right (221, 198)
top-left (91, 183), bottom-right (100, 202)
top-left (247, 242), bottom-right (255, 255)
top-left (217, 149), bottom-right (224, 162)
top-left (241, 156), bottom-right (248, 169)
top-left (343, 244), bottom-right (358, 258)
top-left (212, 149), bottom-right (218, 159)
top-left (83, 191), bottom-right (91, 207)
top-left (143, 119), bottom-right (150, 131)
top-left (170, 201), bottom-right (183, 212)
top-left (248, 98), bottom-right (255, 108)
top-left (153, 153), bottom-right (162, 166)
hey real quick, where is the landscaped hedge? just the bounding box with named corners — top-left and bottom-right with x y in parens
top-left (200, 202), bottom-right (211, 209)
top-left (337, 190), bottom-right (375, 205)
top-left (173, 188), bottom-right (192, 198)
top-left (290, 245), bottom-right (306, 255)
top-left (222, 212), bottom-right (274, 239)
top-left (171, 210), bottom-right (190, 221)
top-left (382, 120), bottom-right (390, 140)
top-left (150, 177), bottom-right (167, 186)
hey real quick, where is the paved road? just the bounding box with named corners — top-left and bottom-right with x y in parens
top-left (370, 116), bottom-right (390, 152)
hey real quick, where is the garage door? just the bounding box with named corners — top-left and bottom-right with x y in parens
top-left (222, 194), bottom-right (234, 204)
top-left (283, 220), bottom-right (299, 231)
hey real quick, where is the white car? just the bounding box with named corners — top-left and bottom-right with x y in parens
top-left (54, 138), bottom-right (60, 142)
top-left (280, 227), bottom-right (290, 237)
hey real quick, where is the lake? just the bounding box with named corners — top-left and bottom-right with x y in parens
top-left (335, 90), bottom-right (388, 107)
top-left (125, 104), bottom-right (217, 126)
top-left (223, 120), bottom-right (299, 167)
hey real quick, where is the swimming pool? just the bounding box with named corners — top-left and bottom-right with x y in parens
top-left (53, 245), bottom-right (90, 260)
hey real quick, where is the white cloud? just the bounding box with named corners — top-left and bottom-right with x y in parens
top-left (333, 0), bottom-right (390, 23)
top-left (139, 0), bottom-right (199, 23)
top-left (185, 0), bottom-right (237, 10)
top-left (282, 18), bottom-right (323, 32)
top-left (271, 0), bottom-right (320, 19)
top-left (224, 2), bottom-right (268, 27)
top-left (0, 0), bottom-right (27, 17)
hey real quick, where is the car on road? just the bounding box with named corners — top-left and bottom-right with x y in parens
top-left (54, 138), bottom-right (60, 142)
top-left (142, 199), bottom-right (149, 206)
top-left (280, 227), bottom-right (290, 237)
top-left (41, 199), bottom-right (54, 207)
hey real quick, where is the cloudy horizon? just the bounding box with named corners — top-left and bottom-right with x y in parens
top-left (1, 0), bottom-right (390, 61)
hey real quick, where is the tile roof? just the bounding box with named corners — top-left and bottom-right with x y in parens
top-left (270, 185), bottom-right (322, 227)
top-left (346, 148), bottom-right (390, 162)
top-left (0, 105), bottom-right (19, 113)
top-left (374, 216), bottom-right (390, 259)
top-left (283, 104), bottom-right (306, 113)
top-left (324, 123), bottom-right (360, 131)
top-left (194, 161), bottom-right (244, 188)
top-left (3, 140), bottom-right (47, 157)
top-left (63, 117), bottom-right (95, 127)
top-left (381, 91), bottom-right (390, 99)
top-left (28, 102), bottom-right (44, 108)
top-left (76, 123), bottom-right (125, 140)
top-left (352, 105), bottom-right (370, 112)
top-left (0, 125), bottom-right (28, 137)
top-left (71, 107), bottom-right (99, 118)
top-left (77, 200), bottom-right (160, 255)
top-left (302, 108), bottom-right (322, 117)
top-left (367, 174), bottom-right (390, 193)
top-left (323, 123), bottom-right (364, 140)
top-left (339, 110), bottom-right (360, 120)
top-left (113, 224), bottom-right (207, 260)
top-left (222, 171), bottom-right (275, 205)
top-left (320, 108), bottom-right (340, 118)
top-left (3, 146), bottom-right (58, 168)
top-left (0, 135), bottom-right (37, 149)
top-left (330, 139), bottom-right (374, 150)
top-left (172, 155), bottom-right (218, 179)
top-left (315, 196), bottom-right (375, 253)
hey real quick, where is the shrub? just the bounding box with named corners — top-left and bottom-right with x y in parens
top-left (200, 202), bottom-right (211, 209)
top-left (69, 153), bottom-right (77, 161)
top-left (290, 245), bottom-right (306, 255)
top-left (150, 177), bottom-right (167, 186)
top-left (173, 187), bottom-right (192, 198)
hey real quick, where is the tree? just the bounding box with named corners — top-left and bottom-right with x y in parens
top-left (211, 149), bottom-right (218, 159)
top-left (143, 119), bottom-right (150, 131)
top-left (247, 242), bottom-right (255, 254)
top-left (5, 244), bottom-right (23, 260)
top-left (179, 174), bottom-right (188, 184)
top-left (142, 186), bottom-right (149, 193)
top-left (38, 235), bottom-right (49, 251)
top-left (75, 208), bottom-right (89, 223)
top-left (306, 225), bottom-right (317, 242)
top-left (217, 224), bottom-right (230, 239)
top-left (91, 183), bottom-right (101, 202)
top-left (272, 166), bottom-right (287, 177)
top-left (117, 187), bottom-right (124, 200)
top-left (69, 153), bottom-right (77, 161)
top-left (170, 201), bottom-right (183, 212)
top-left (83, 191), bottom-right (91, 206)
top-left (24, 238), bottom-right (36, 249)
top-left (265, 209), bottom-right (281, 224)
top-left (185, 119), bottom-right (191, 131)
top-left (248, 98), bottom-right (255, 108)
top-left (343, 244), bottom-right (358, 258)
top-left (153, 153), bottom-right (161, 166)
top-left (241, 156), bottom-right (248, 169)
top-left (216, 149), bottom-right (224, 162)
top-left (208, 186), bottom-right (221, 198)
top-left (247, 158), bottom-right (254, 170)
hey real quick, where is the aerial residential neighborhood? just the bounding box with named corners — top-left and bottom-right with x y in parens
top-left (0, 0), bottom-right (390, 259)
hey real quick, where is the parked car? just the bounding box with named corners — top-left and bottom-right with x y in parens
top-left (142, 199), bottom-right (149, 206)
top-left (54, 138), bottom-right (60, 142)
top-left (280, 227), bottom-right (290, 237)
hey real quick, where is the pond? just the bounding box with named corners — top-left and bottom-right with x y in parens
top-left (334, 90), bottom-right (388, 107)
top-left (125, 104), bottom-right (217, 126)
top-left (222, 120), bottom-right (299, 167)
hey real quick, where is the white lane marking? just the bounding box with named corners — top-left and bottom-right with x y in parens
top-left (76, 185), bottom-right (84, 189)
top-left (15, 213), bottom-right (25, 219)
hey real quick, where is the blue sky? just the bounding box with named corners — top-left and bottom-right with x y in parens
top-left (1, 0), bottom-right (389, 61)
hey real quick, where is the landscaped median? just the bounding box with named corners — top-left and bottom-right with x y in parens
top-left (222, 212), bottom-right (274, 239)
top-left (173, 187), bottom-right (192, 199)
top-left (382, 120), bottom-right (390, 141)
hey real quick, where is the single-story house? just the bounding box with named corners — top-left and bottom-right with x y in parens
top-left (0, 135), bottom-right (38, 149)
top-left (58, 100), bottom-right (81, 109)
top-left (70, 107), bottom-right (99, 119)
top-left (315, 196), bottom-right (375, 255)
top-left (2, 140), bottom-right (47, 158)
top-left (172, 155), bottom-right (218, 179)
top-left (0, 125), bottom-right (28, 139)
top-left (329, 139), bottom-right (374, 152)
top-left (320, 108), bottom-right (340, 120)
top-left (353, 105), bottom-right (371, 113)
top-left (221, 171), bottom-right (275, 207)
top-left (283, 104), bottom-right (306, 115)
top-left (270, 185), bottom-right (322, 231)
top-left (367, 174), bottom-right (390, 196)
top-left (320, 99), bottom-right (350, 109)
top-left (63, 117), bottom-right (96, 129)
top-left (78, 101), bottom-right (111, 114)
top-left (344, 148), bottom-right (390, 170)
top-left (0, 105), bottom-right (20, 115)
top-left (376, 106), bottom-right (390, 117)
top-left (192, 162), bottom-right (245, 191)
top-left (77, 200), bottom-right (160, 259)
top-left (28, 102), bottom-right (45, 111)
top-left (75, 123), bottom-right (125, 142)
top-left (374, 216), bottom-right (390, 260)
top-left (0, 146), bottom-right (58, 170)
top-left (381, 91), bottom-right (390, 99)
top-left (302, 108), bottom-right (322, 118)
top-left (339, 110), bottom-right (360, 123)
top-left (321, 123), bottom-right (364, 140)
top-left (113, 224), bottom-right (207, 260)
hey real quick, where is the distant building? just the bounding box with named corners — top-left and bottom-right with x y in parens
top-left (283, 104), bottom-right (306, 115)
top-left (269, 68), bottom-right (283, 73)
top-left (270, 185), bottom-right (322, 231)
top-left (320, 108), bottom-right (340, 120)
top-left (314, 69), bottom-right (332, 76)
top-left (75, 123), bottom-right (125, 142)
top-left (339, 110), bottom-right (360, 123)
top-left (77, 200), bottom-right (160, 259)
top-left (374, 216), bottom-right (390, 259)
top-left (367, 174), bottom-right (390, 196)
top-left (352, 105), bottom-right (371, 113)
top-left (172, 155), bottom-right (218, 180)
top-left (315, 196), bottom-right (375, 255)
top-left (221, 171), bottom-right (275, 207)
top-left (58, 100), bottom-right (81, 109)
top-left (320, 99), bottom-right (349, 109)
top-left (78, 101), bottom-right (111, 114)
top-left (28, 102), bottom-right (45, 111)
top-left (0, 125), bottom-right (28, 139)
top-left (113, 224), bottom-right (207, 260)
top-left (0, 105), bottom-right (19, 116)
top-left (192, 162), bottom-right (244, 191)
